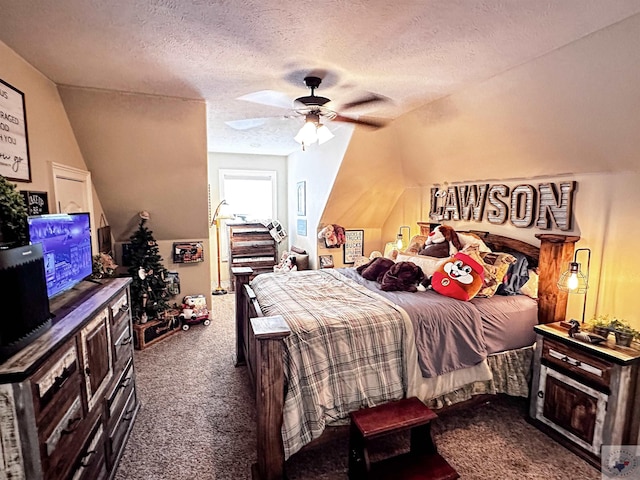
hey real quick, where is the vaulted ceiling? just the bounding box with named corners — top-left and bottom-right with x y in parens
top-left (2, 1), bottom-right (640, 156)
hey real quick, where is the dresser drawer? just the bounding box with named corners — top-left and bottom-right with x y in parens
top-left (69, 416), bottom-right (107, 480)
top-left (111, 320), bottom-right (134, 373)
top-left (30, 339), bottom-right (82, 422)
top-left (40, 394), bottom-right (87, 480)
top-left (107, 385), bottom-right (138, 467)
top-left (542, 338), bottom-right (612, 391)
top-left (110, 289), bottom-right (130, 329)
top-left (106, 359), bottom-right (135, 426)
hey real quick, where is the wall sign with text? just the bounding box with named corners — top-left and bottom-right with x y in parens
top-left (429, 181), bottom-right (576, 231)
top-left (0, 79), bottom-right (31, 182)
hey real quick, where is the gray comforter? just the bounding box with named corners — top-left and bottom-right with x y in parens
top-left (338, 268), bottom-right (487, 378)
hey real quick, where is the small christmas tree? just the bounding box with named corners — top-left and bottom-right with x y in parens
top-left (127, 217), bottom-right (170, 322)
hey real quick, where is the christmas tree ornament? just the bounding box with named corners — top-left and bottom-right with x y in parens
top-left (140, 311), bottom-right (148, 324)
top-left (138, 267), bottom-right (146, 279)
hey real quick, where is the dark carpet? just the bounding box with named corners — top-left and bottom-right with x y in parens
top-left (114, 291), bottom-right (600, 480)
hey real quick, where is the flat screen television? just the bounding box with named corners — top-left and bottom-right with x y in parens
top-left (27, 212), bottom-right (93, 299)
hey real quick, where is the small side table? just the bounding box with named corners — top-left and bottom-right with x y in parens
top-left (349, 397), bottom-right (459, 480)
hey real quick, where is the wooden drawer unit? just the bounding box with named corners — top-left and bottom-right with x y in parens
top-left (530, 322), bottom-right (640, 468)
top-left (0, 278), bottom-right (138, 480)
top-left (228, 222), bottom-right (277, 291)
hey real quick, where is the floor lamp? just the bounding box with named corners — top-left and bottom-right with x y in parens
top-left (211, 200), bottom-right (234, 295)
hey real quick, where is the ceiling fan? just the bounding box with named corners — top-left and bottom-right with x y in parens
top-left (226, 76), bottom-right (390, 149)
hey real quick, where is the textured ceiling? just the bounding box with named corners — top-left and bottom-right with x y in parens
top-left (2, 0), bottom-right (640, 156)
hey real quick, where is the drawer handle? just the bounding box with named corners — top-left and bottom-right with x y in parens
top-left (561, 356), bottom-right (582, 367)
top-left (119, 377), bottom-right (133, 389)
top-left (61, 416), bottom-right (82, 435)
top-left (120, 336), bottom-right (133, 346)
top-left (80, 449), bottom-right (96, 467)
top-left (54, 366), bottom-right (72, 389)
top-left (120, 303), bottom-right (129, 312)
top-left (537, 390), bottom-right (544, 399)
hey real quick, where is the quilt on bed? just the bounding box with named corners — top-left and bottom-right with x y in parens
top-left (250, 268), bottom-right (487, 458)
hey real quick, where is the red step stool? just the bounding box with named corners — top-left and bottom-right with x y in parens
top-left (348, 397), bottom-right (459, 480)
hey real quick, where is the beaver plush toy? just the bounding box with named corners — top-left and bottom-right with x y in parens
top-left (431, 252), bottom-right (484, 301)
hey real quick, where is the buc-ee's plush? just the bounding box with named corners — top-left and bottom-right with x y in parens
top-left (431, 252), bottom-right (484, 301)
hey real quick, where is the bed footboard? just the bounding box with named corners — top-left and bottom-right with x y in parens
top-left (233, 267), bottom-right (291, 480)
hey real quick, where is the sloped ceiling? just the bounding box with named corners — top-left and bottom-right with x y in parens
top-left (2, 1), bottom-right (640, 155)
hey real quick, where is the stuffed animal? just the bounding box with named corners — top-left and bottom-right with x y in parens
top-left (431, 252), bottom-right (484, 301)
top-left (274, 252), bottom-right (298, 273)
top-left (318, 224), bottom-right (339, 247)
top-left (356, 257), bottom-right (394, 282)
top-left (420, 225), bottom-right (463, 257)
top-left (380, 261), bottom-right (425, 292)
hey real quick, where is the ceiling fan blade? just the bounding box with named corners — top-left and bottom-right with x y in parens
top-left (225, 118), bottom-right (268, 130)
top-left (338, 93), bottom-right (389, 111)
top-left (332, 114), bottom-right (389, 129)
top-left (237, 90), bottom-right (294, 110)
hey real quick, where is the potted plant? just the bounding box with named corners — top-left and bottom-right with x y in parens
top-left (608, 318), bottom-right (639, 347)
top-left (585, 314), bottom-right (611, 338)
top-left (0, 175), bottom-right (29, 249)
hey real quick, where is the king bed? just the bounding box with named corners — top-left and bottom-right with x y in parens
top-left (233, 223), bottom-right (579, 480)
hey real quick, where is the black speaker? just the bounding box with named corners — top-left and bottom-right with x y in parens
top-left (0, 244), bottom-right (52, 362)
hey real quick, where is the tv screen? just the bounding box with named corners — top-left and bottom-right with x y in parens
top-left (27, 213), bottom-right (93, 298)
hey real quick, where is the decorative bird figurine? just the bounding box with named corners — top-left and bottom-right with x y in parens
top-left (568, 319), bottom-right (607, 344)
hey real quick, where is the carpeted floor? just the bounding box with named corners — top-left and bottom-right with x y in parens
top-left (114, 291), bottom-right (600, 480)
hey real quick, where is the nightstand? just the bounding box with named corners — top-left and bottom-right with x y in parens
top-left (529, 322), bottom-right (640, 468)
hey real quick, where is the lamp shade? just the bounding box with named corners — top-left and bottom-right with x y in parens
top-left (557, 262), bottom-right (588, 294)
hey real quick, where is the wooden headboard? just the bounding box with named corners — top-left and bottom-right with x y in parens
top-left (417, 222), bottom-right (579, 324)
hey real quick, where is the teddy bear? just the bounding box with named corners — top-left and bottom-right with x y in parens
top-left (356, 257), bottom-right (395, 282)
top-left (380, 261), bottom-right (425, 292)
top-left (419, 225), bottom-right (463, 257)
top-left (430, 252), bottom-right (484, 301)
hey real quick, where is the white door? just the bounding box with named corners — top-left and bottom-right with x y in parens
top-left (51, 162), bottom-right (96, 253)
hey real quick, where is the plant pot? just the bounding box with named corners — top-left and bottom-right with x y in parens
top-left (593, 326), bottom-right (610, 338)
top-left (614, 331), bottom-right (633, 347)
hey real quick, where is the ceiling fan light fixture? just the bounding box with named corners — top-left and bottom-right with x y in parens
top-left (294, 119), bottom-right (318, 146)
top-left (317, 124), bottom-right (334, 144)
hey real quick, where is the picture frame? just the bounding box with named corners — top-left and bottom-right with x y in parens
top-left (297, 181), bottom-right (306, 216)
top-left (297, 218), bottom-right (307, 236)
top-left (319, 254), bottom-right (334, 269)
top-left (19, 190), bottom-right (49, 216)
top-left (172, 241), bottom-right (204, 264)
top-left (0, 79), bottom-right (31, 182)
top-left (343, 229), bottom-right (365, 264)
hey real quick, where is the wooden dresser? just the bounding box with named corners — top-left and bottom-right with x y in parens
top-left (530, 322), bottom-right (640, 468)
top-left (227, 222), bottom-right (277, 291)
top-left (0, 277), bottom-right (138, 480)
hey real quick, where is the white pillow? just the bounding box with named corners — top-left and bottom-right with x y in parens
top-left (457, 232), bottom-right (492, 254)
top-left (520, 269), bottom-right (539, 299)
top-left (396, 253), bottom-right (446, 278)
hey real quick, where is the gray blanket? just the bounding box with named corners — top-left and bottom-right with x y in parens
top-left (338, 268), bottom-right (487, 378)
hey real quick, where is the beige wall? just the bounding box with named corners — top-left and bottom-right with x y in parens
top-left (0, 40), bottom-right (107, 232)
top-left (208, 152), bottom-right (288, 282)
top-left (57, 85), bottom-right (211, 306)
top-left (374, 14), bottom-right (640, 328)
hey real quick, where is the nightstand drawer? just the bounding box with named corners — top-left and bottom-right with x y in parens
top-left (542, 338), bottom-right (612, 391)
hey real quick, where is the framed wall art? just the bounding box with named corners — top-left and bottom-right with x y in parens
top-left (19, 190), bottom-right (49, 215)
top-left (0, 79), bottom-right (31, 182)
top-left (297, 218), bottom-right (307, 236)
top-left (343, 229), bottom-right (364, 264)
top-left (319, 254), bottom-right (334, 269)
top-left (297, 181), bottom-right (306, 216)
top-left (173, 241), bottom-right (204, 264)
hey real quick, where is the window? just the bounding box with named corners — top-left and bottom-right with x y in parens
top-left (219, 169), bottom-right (277, 221)
top-left (218, 169), bottom-right (278, 261)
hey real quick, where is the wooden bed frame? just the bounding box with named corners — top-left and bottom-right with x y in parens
top-left (233, 224), bottom-right (579, 480)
